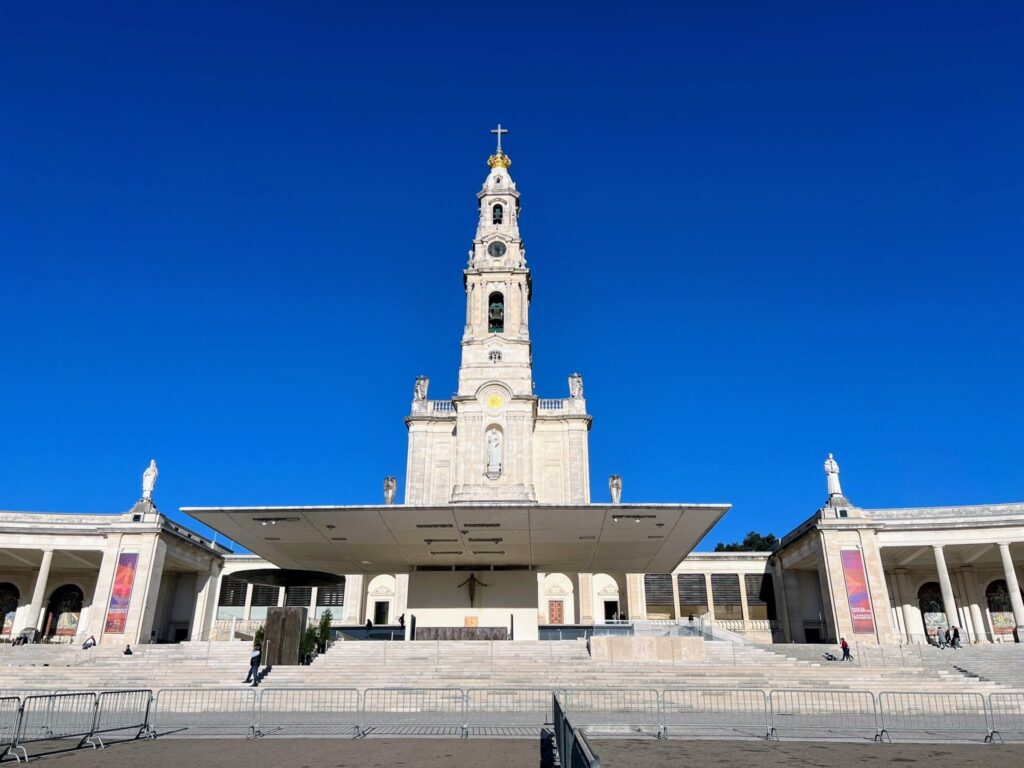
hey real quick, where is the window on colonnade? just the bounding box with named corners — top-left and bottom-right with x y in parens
top-left (676, 574), bottom-right (708, 620)
top-left (285, 586), bottom-right (312, 608)
top-left (217, 575), bottom-right (247, 620)
top-left (744, 573), bottom-right (777, 621)
top-left (710, 574), bottom-right (743, 621)
top-left (315, 580), bottom-right (345, 621)
top-left (249, 584), bottom-right (280, 621)
top-left (643, 574), bottom-right (675, 619)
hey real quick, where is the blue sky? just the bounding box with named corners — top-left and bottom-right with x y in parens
top-left (2, 1), bottom-right (1022, 553)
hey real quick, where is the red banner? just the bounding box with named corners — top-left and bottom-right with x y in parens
top-left (103, 552), bottom-right (139, 634)
top-left (840, 549), bottom-right (876, 634)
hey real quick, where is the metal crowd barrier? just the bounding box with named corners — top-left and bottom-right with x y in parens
top-left (661, 688), bottom-right (770, 740)
top-left (465, 688), bottom-right (552, 733)
top-left (7, 692), bottom-right (99, 761)
top-left (150, 688), bottom-right (257, 738)
top-left (360, 688), bottom-right (467, 736)
top-left (877, 691), bottom-right (995, 743)
top-left (562, 689), bottom-right (661, 738)
top-left (1, 685), bottom-right (1020, 753)
top-left (769, 689), bottom-right (880, 741)
top-left (255, 688), bottom-right (360, 737)
top-left (91, 690), bottom-right (153, 746)
top-left (554, 694), bottom-right (601, 768)
top-left (0, 697), bottom-right (21, 759)
top-left (987, 692), bottom-right (1024, 742)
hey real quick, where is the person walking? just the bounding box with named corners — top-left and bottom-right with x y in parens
top-left (123, 644), bottom-right (133, 655)
top-left (244, 642), bottom-right (262, 686)
top-left (951, 626), bottom-right (961, 649)
top-left (840, 637), bottom-right (852, 661)
top-left (82, 635), bottom-right (96, 649)
top-left (944, 628), bottom-right (952, 648)
top-left (935, 628), bottom-right (947, 648)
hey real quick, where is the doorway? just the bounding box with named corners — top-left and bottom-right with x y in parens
top-left (548, 600), bottom-right (564, 625)
top-left (603, 600), bottom-right (620, 621)
top-left (373, 600), bottom-right (390, 626)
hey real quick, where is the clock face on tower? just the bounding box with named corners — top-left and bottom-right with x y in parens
top-left (487, 241), bottom-right (507, 258)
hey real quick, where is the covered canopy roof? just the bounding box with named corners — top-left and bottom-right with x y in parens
top-left (184, 503), bottom-right (729, 574)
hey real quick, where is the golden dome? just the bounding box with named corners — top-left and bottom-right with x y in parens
top-left (487, 151), bottom-right (512, 169)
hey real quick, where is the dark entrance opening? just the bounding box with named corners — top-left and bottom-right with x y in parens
top-left (603, 600), bottom-right (619, 621)
top-left (373, 600), bottom-right (390, 626)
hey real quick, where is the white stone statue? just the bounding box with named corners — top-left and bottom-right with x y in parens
top-left (414, 376), bottom-right (429, 401)
top-left (383, 476), bottom-right (397, 505)
top-left (141, 459), bottom-right (159, 501)
top-left (486, 429), bottom-right (502, 476)
top-left (609, 474), bottom-right (622, 504)
top-left (824, 453), bottom-right (843, 498)
top-left (569, 373), bottom-right (584, 399)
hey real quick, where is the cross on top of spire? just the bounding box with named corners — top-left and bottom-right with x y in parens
top-left (490, 123), bottom-right (508, 154)
top-left (487, 124), bottom-right (512, 169)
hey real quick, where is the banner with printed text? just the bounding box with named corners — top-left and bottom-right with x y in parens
top-left (840, 549), bottom-right (876, 634)
top-left (103, 552), bottom-right (139, 633)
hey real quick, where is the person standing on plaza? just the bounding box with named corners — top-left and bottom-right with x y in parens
top-left (244, 642), bottom-right (262, 685)
top-left (951, 626), bottom-right (961, 648)
top-left (840, 637), bottom-right (852, 661)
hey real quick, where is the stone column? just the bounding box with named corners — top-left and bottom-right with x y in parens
top-left (895, 570), bottom-right (919, 643)
top-left (577, 573), bottom-right (594, 624)
top-left (276, 587), bottom-right (286, 608)
top-left (670, 572), bottom-right (681, 622)
top-left (737, 573), bottom-right (751, 628)
top-left (703, 573), bottom-right (716, 621)
top-left (998, 543), bottom-right (1024, 641)
top-left (26, 549), bottom-right (55, 632)
top-left (395, 574), bottom-right (409, 622)
top-left (342, 574), bottom-right (364, 625)
top-left (933, 545), bottom-right (959, 630)
top-left (242, 584), bottom-right (254, 621)
top-left (961, 566), bottom-right (988, 643)
top-left (625, 574), bottom-right (645, 620)
top-left (308, 587), bottom-right (318, 621)
top-left (782, 570), bottom-right (803, 642)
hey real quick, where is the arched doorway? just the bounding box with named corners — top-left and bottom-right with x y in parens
top-left (366, 575), bottom-right (396, 625)
top-left (0, 583), bottom-right (19, 637)
top-left (541, 573), bottom-right (575, 625)
top-left (917, 581), bottom-right (946, 641)
top-left (44, 585), bottom-right (84, 639)
top-left (593, 573), bottom-right (622, 623)
top-left (986, 579), bottom-right (1020, 638)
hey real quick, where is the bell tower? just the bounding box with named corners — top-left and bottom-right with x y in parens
top-left (458, 125), bottom-right (533, 398)
top-left (404, 126), bottom-right (591, 507)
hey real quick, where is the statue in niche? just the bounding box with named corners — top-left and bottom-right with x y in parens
top-left (486, 429), bottom-right (502, 476)
top-left (824, 453), bottom-right (843, 498)
top-left (569, 373), bottom-right (584, 399)
top-left (609, 474), bottom-right (622, 505)
top-left (141, 459), bottom-right (159, 501)
top-left (458, 573), bottom-right (490, 607)
top-left (414, 375), bottom-right (429, 401)
top-left (383, 476), bottom-right (397, 505)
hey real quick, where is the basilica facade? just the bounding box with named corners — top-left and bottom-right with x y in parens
top-left (1, 136), bottom-right (1022, 647)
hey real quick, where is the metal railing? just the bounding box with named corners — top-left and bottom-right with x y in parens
top-left (255, 688), bottom-right (360, 737)
top-left (149, 688), bottom-right (257, 738)
top-left (661, 688), bottom-right (770, 740)
top-left (361, 688), bottom-right (467, 736)
top-left (769, 689), bottom-right (880, 741)
top-left (553, 694), bottom-right (601, 768)
top-left (877, 691), bottom-right (996, 743)
top-left (1, 685), bottom-right (1021, 757)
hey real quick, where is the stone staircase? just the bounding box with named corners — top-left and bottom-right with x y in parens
top-left (0, 639), bottom-right (1015, 696)
top-left (0, 641), bottom-right (255, 693)
top-left (917, 643), bottom-right (1024, 691)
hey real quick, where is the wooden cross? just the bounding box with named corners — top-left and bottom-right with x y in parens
top-left (490, 123), bottom-right (508, 154)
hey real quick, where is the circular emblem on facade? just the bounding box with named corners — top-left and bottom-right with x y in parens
top-left (487, 241), bottom-right (507, 258)
top-left (486, 395), bottom-right (504, 410)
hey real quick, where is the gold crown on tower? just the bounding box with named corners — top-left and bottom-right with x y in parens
top-left (487, 151), bottom-right (512, 169)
